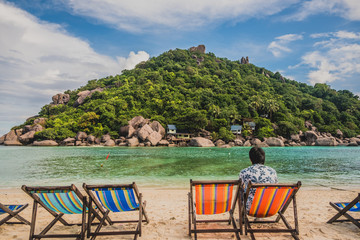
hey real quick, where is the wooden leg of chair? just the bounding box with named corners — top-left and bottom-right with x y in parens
top-left (90, 210), bottom-right (109, 240)
top-left (293, 196), bottom-right (299, 235)
top-left (29, 201), bottom-right (37, 240)
top-left (0, 204), bottom-right (30, 225)
top-left (188, 193), bottom-right (191, 236)
top-left (230, 210), bottom-right (241, 240)
top-left (278, 212), bottom-right (299, 240)
top-left (327, 202), bottom-right (360, 228)
top-left (139, 194), bottom-right (142, 237)
top-left (37, 213), bottom-right (64, 237)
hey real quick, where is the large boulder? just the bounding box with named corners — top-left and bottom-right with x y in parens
top-left (76, 132), bottom-right (88, 141)
top-left (147, 131), bottom-right (162, 146)
top-left (243, 140), bottom-right (251, 147)
top-left (101, 134), bottom-right (111, 143)
top-left (215, 139), bottom-right (225, 147)
top-left (127, 137), bottom-right (139, 147)
top-left (290, 134), bottom-right (300, 142)
top-left (52, 93), bottom-right (70, 105)
top-left (0, 134), bottom-right (5, 144)
top-left (4, 140), bottom-right (22, 146)
top-left (32, 124), bottom-right (44, 132)
top-left (189, 45), bottom-right (206, 54)
top-left (32, 140), bottom-right (58, 146)
top-left (33, 118), bottom-right (46, 126)
top-left (73, 88), bottom-right (103, 107)
top-left (251, 138), bottom-right (262, 146)
top-left (104, 139), bottom-right (116, 146)
top-left (234, 139), bottom-right (243, 146)
top-left (150, 121), bottom-right (166, 137)
top-left (137, 124), bottom-right (154, 141)
top-left (19, 131), bottom-right (36, 144)
top-left (315, 137), bottom-right (338, 146)
top-left (349, 137), bottom-right (360, 145)
top-left (189, 137), bottom-right (215, 147)
top-left (128, 116), bottom-right (149, 129)
top-left (158, 140), bottom-right (169, 146)
top-left (265, 137), bottom-right (285, 147)
top-left (4, 130), bottom-right (18, 141)
top-left (304, 131), bottom-right (318, 145)
top-left (87, 135), bottom-right (96, 144)
top-left (255, 142), bottom-right (269, 148)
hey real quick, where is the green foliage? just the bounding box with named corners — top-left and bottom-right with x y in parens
top-left (16, 47), bottom-right (358, 141)
top-left (218, 127), bottom-right (235, 142)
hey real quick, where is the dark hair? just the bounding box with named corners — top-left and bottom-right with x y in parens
top-left (249, 147), bottom-right (265, 164)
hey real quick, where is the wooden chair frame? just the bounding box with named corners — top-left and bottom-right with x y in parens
top-left (0, 202), bottom-right (30, 226)
top-left (83, 182), bottom-right (149, 240)
top-left (243, 182), bottom-right (301, 240)
top-left (22, 184), bottom-right (97, 240)
top-left (188, 179), bottom-right (242, 240)
top-left (327, 193), bottom-right (360, 228)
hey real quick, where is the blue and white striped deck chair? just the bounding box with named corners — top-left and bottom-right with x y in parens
top-left (22, 184), bottom-right (91, 240)
top-left (83, 182), bottom-right (149, 240)
top-left (327, 193), bottom-right (360, 228)
top-left (0, 202), bottom-right (30, 226)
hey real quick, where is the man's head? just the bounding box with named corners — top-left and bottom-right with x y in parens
top-left (249, 147), bottom-right (265, 164)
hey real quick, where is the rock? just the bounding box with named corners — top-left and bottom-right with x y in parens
top-left (290, 134), bottom-right (300, 142)
top-left (138, 143), bottom-right (145, 147)
top-left (4, 140), bottom-right (22, 146)
top-left (150, 121), bottom-right (166, 137)
top-left (251, 138), bottom-right (262, 146)
top-left (65, 143), bottom-right (75, 146)
top-left (178, 142), bottom-right (188, 147)
top-left (19, 131), bottom-right (36, 144)
top-left (220, 144), bottom-right (231, 148)
top-left (168, 144), bottom-right (177, 147)
top-left (101, 134), bottom-right (111, 143)
top-left (228, 142), bottom-right (235, 147)
top-left (127, 137), bottom-right (139, 147)
top-left (300, 142), bottom-right (307, 146)
top-left (145, 141), bottom-right (151, 147)
top-left (32, 140), bottom-right (58, 146)
top-left (4, 130), bottom-right (18, 141)
top-left (265, 137), bottom-right (285, 147)
top-left (76, 132), bottom-right (88, 141)
top-left (73, 88), bottom-right (103, 107)
top-left (119, 142), bottom-right (127, 146)
top-left (243, 140), bottom-right (251, 147)
top-left (215, 139), bottom-right (225, 147)
top-left (234, 139), bottom-right (243, 146)
top-left (315, 137), bottom-right (338, 146)
top-left (189, 45), bottom-right (206, 54)
top-left (347, 141), bottom-right (358, 146)
top-left (63, 137), bottom-right (75, 143)
top-left (104, 139), bottom-right (116, 146)
top-left (0, 135), bottom-right (5, 144)
top-left (138, 124), bottom-right (154, 141)
top-left (349, 137), bottom-right (360, 145)
top-left (94, 138), bottom-right (101, 145)
top-left (78, 142), bottom-right (88, 146)
top-left (158, 140), bottom-right (169, 146)
top-left (75, 141), bottom-right (82, 146)
top-left (189, 137), bottom-right (215, 147)
top-left (87, 135), bottom-right (96, 144)
top-left (305, 121), bottom-right (312, 130)
top-left (52, 93), bottom-right (70, 105)
top-left (23, 125), bottom-right (32, 133)
top-left (147, 131), bottom-right (162, 146)
top-left (34, 118), bottom-right (46, 126)
top-left (240, 56), bottom-right (249, 64)
top-left (255, 142), bottom-right (269, 148)
top-left (128, 116), bottom-right (148, 129)
top-left (32, 124), bottom-right (43, 132)
top-left (304, 131), bottom-right (318, 145)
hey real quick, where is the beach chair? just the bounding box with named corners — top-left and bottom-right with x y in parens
top-left (22, 184), bottom-right (92, 240)
top-left (327, 193), bottom-right (360, 228)
top-left (243, 181), bottom-right (301, 240)
top-left (0, 202), bottom-right (30, 226)
top-left (188, 180), bottom-right (242, 240)
top-left (83, 182), bottom-right (149, 240)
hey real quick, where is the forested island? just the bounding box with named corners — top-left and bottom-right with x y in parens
top-left (1, 45), bottom-right (360, 147)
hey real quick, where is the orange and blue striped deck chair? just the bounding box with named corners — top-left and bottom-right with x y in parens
top-left (83, 182), bottom-right (149, 240)
top-left (188, 180), bottom-right (242, 240)
top-left (243, 181), bottom-right (301, 240)
top-left (327, 193), bottom-right (360, 228)
top-left (22, 184), bottom-right (94, 240)
top-left (0, 202), bottom-right (30, 226)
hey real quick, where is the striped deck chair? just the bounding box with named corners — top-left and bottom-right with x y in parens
top-left (188, 180), bottom-right (242, 240)
top-left (83, 183), bottom-right (149, 240)
top-left (22, 184), bottom-right (94, 240)
top-left (0, 202), bottom-right (30, 226)
top-left (243, 181), bottom-right (301, 240)
top-left (327, 193), bottom-right (360, 228)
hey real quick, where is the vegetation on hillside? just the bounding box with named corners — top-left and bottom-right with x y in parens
top-left (14, 48), bottom-right (360, 141)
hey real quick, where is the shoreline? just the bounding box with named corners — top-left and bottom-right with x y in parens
top-left (1, 187), bottom-right (359, 240)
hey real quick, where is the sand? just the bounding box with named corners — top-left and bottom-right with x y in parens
top-left (0, 186), bottom-right (359, 240)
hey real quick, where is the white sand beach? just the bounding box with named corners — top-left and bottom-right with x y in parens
top-left (0, 187), bottom-right (359, 240)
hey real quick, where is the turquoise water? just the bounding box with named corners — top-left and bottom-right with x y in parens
top-left (0, 146), bottom-right (359, 188)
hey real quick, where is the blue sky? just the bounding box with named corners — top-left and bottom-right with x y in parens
top-left (1, 0), bottom-right (360, 135)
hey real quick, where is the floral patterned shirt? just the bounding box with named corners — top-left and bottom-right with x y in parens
top-left (239, 164), bottom-right (278, 211)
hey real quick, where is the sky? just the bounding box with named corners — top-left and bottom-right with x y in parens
top-left (0, 0), bottom-right (360, 135)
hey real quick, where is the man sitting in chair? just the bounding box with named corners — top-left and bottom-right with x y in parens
top-left (239, 147), bottom-right (278, 211)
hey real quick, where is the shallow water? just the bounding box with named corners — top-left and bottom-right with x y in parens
top-left (0, 146), bottom-right (359, 188)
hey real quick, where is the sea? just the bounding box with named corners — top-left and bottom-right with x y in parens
top-left (0, 146), bottom-right (359, 189)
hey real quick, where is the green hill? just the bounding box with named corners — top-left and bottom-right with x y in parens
top-left (13, 47), bottom-right (360, 141)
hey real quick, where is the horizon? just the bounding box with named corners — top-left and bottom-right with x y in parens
top-left (1, 0), bottom-right (360, 135)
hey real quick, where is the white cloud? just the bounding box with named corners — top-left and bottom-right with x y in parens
top-left (0, 1), bottom-right (149, 135)
top-left (65, 0), bottom-right (298, 32)
top-left (268, 34), bottom-right (303, 57)
top-left (296, 31), bottom-right (360, 85)
top-left (287, 0), bottom-right (360, 21)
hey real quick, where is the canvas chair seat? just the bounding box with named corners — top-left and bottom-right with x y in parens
top-left (0, 203), bottom-right (30, 226)
top-left (83, 183), bottom-right (149, 240)
top-left (327, 193), bottom-right (360, 228)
